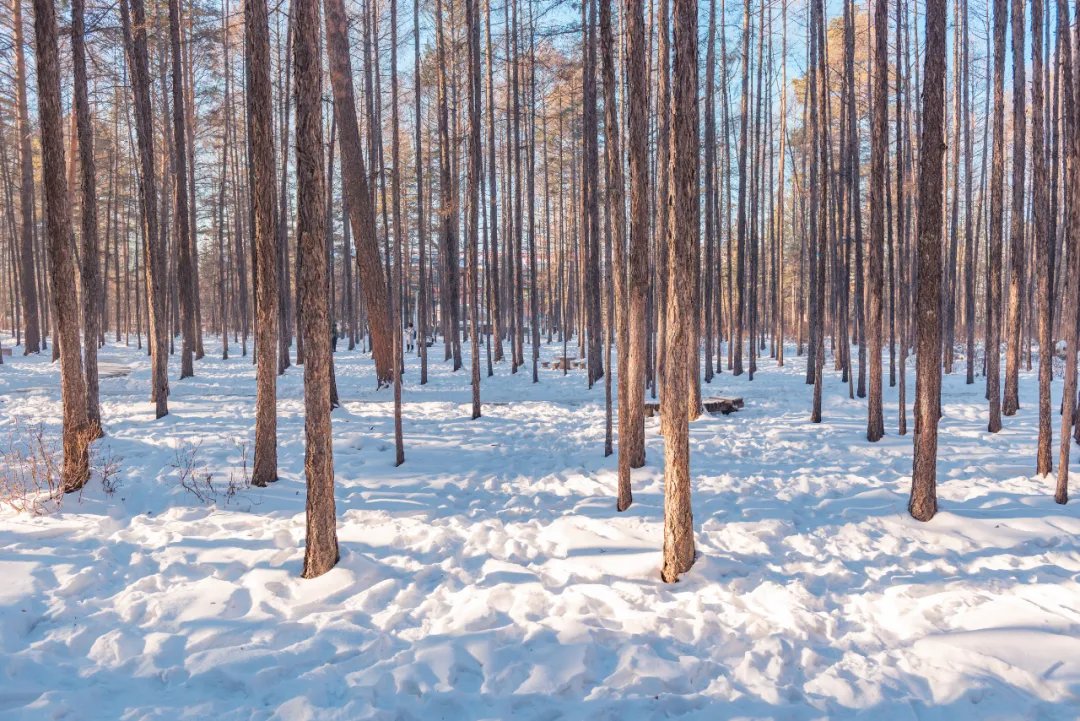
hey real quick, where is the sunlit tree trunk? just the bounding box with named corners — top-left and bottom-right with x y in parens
top-left (661, 0), bottom-right (698, 584)
top-left (33, 0), bottom-right (92, 491)
top-left (910, 0), bottom-right (946, 522)
top-left (299, 0), bottom-right (338, 579)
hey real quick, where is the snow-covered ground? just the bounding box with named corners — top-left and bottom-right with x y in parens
top-left (1, 335), bottom-right (1078, 720)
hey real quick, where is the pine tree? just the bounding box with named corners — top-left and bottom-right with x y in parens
top-left (299, 0), bottom-right (338, 579)
top-left (33, 0), bottom-right (92, 492)
top-left (246, 0), bottom-right (279, 487)
top-left (660, 0), bottom-right (699, 584)
top-left (910, 0), bottom-right (947, 522)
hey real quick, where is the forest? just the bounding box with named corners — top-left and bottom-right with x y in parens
top-left (1, 0), bottom-right (1079, 718)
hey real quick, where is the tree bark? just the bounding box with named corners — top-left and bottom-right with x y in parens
top-left (168, 0), bottom-right (196, 379)
top-left (466, 0), bottom-right (483, 419)
top-left (867, 0), bottom-right (887, 441)
top-left (1055, 0), bottom-right (1076, 504)
top-left (12, 0), bottom-right (40, 355)
top-left (299, 0), bottom-right (338, 579)
top-left (661, 0), bottom-right (698, 584)
top-left (1032, 0), bottom-right (1052, 476)
top-left (33, 0), bottom-right (92, 492)
top-left (600, 0), bottom-right (628, 506)
top-left (910, 0), bottom-right (947, 522)
top-left (625, 0), bottom-right (649, 478)
top-left (71, 0), bottom-right (102, 437)
top-left (120, 0), bottom-right (169, 419)
top-left (1002, 0), bottom-right (1026, 416)
top-left (987, 0), bottom-right (1007, 433)
top-left (246, 0), bottom-right (279, 486)
top-left (323, 0), bottom-right (394, 386)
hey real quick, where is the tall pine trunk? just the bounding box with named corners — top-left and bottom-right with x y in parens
top-left (1002, 0), bottom-right (1026, 416)
top-left (867, 0), bottom-right (887, 441)
top-left (247, 0), bottom-right (279, 486)
top-left (299, 0), bottom-right (338, 579)
top-left (910, 0), bottom-right (947, 522)
top-left (661, 0), bottom-right (699, 584)
top-left (12, 0), bottom-right (40, 355)
top-left (120, 0), bottom-right (169, 419)
top-left (33, 0), bottom-right (92, 491)
top-left (71, 0), bottom-right (102, 437)
top-left (323, 0), bottom-right (395, 387)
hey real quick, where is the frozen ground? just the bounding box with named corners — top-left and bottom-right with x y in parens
top-left (1, 335), bottom-right (1079, 721)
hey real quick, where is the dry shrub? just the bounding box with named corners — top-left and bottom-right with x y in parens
top-left (0, 421), bottom-right (123, 514)
top-left (0, 420), bottom-right (63, 515)
top-left (170, 439), bottom-right (257, 509)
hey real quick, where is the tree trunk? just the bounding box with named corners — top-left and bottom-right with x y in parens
top-left (435, 0), bottom-right (463, 372)
top-left (734, 0), bottom-right (750, 378)
top-left (323, 0), bottom-right (395, 387)
top-left (466, 0), bottom-right (483, 419)
top-left (625, 0), bottom-right (649, 477)
top-left (120, 0), bottom-right (169, 419)
top-left (168, 0), bottom-right (196, 379)
top-left (1055, 0), bottom-right (1076, 504)
top-left (601, 0), bottom-right (628, 505)
top-left (71, 0), bottom-right (102, 437)
top-left (987, 0), bottom-right (1007, 433)
top-left (910, 0), bottom-right (947, 522)
top-left (1032, 0), bottom-right (1052, 476)
top-left (867, 0), bottom-right (887, 441)
top-left (583, 0), bottom-right (603, 385)
top-left (298, 0), bottom-right (338, 579)
top-left (246, 0), bottom-right (279, 486)
top-left (1002, 0), bottom-right (1026, 416)
top-left (661, 0), bottom-right (698, 584)
top-left (33, 0), bottom-right (92, 492)
top-left (12, 0), bottom-right (40, 355)
top-left (390, 0), bottom-right (408, 461)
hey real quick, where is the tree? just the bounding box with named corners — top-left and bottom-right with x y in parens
top-left (435, 0), bottom-right (462, 372)
top-left (299, 0), bottom-right (338, 579)
top-left (120, 0), bottom-right (169, 419)
top-left (600, 0), bottom-right (628, 508)
top-left (71, 0), bottom-right (102, 437)
top-left (485, 0), bottom-right (502, 368)
top-left (661, 0), bottom-right (698, 584)
top-left (324, 0), bottom-right (395, 387)
top-left (867, 0), bottom-right (887, 441)
top-left (734, 0), bottom-right (750, 378)
top-left (168, 0), bottom-right (197, 379)
top-left (416, 0), bottom-right (429, 383)
top-left (12, 0), bottom-right (40, 355)
top-left (246, 0), bottom-right (279, 487)
top-left (1002, 0), bottom-right (1025, 416)
top-left (583, 0), bottom-right (603, 385)
top-left (1056, 0), bottom-right (1076, 505)
top-left (466, 0), bottom-right (483, 419)
top-left (654, 0), bottom-right (671, 391)
top-left (986, 0), bottom-right (1007, 434)
top-left (390, 0), bottom-right (407, 460)
top-left (32, 0), bottom-right (92, 492)
top-left (1033, 0), bottom-right (1052, 476)
top-left (624, 0), bottom-right (649, 487)
top-left (909, 0), bottom-right (946, 522)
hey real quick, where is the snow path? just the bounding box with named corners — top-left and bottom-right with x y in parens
top-left (1, 338), bottom-right (1079, 720)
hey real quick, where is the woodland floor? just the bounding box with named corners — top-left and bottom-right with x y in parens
top-left (1, 335), bottom-right (1079, 720)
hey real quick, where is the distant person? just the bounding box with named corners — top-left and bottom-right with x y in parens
top-left (406, 322), bottom-right (417, 352)
top-left (331, 321), bottom-right (339, 353)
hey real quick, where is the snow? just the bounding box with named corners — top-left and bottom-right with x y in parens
top-left (1, 336), bottom-right (1079, 720)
